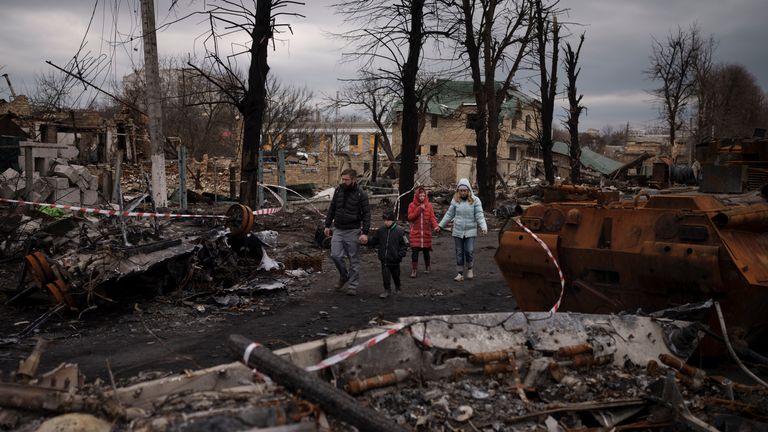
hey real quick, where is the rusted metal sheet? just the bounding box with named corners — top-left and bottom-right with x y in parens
top-left (700, 164), bottom-right (748, 193)
top-left (494, 194), bottom-right (768, 348)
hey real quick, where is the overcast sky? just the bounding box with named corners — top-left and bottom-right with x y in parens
top-left (1, 0), bottom-right (766, 131)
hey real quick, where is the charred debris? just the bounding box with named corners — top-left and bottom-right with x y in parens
top-left (0, 309), bottom-right (766, 431)
top-left (1, 139), bottom-right (768, 430)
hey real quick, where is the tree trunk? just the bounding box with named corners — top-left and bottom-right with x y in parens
top-left (239, 0), bottom-right (271, 207)
top-left (397, 0), bottom-right (425, 221)
top-left (536, 3), bottom-right (559, 184)
top-left (372, 134), bottom-right (379, 183)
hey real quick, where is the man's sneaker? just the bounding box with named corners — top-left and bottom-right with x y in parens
top-left (395, 285), bottom-right (401, 293)
top-left (454, 273), bottom-right (464, 282)
top-left (424, 266), bottom-right (431, 274)
top-left (466, 269), bottom-right (474, 280)
top-left (335, 277), bottom-right (347, 291)
top-left (410, 270), bottom-right (417, 278)
top-left (345, 289), bottom-right (357, 296)
top-left (379, 291), bottom-right (390, 299)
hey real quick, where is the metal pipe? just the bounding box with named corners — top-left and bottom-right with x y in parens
top-left (2, 73), bottom-right (17, 99)
top-left (712, 204), bottom-right (768, 229)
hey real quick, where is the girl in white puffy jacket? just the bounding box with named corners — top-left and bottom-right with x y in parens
top-left (438, 178), bottom-right (488, 281)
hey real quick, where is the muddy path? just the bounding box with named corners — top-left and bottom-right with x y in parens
top-left (0, 231), bottom-right (516, 381)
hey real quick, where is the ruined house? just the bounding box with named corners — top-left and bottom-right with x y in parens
top-left (389, 80), bottom-right (540, 186)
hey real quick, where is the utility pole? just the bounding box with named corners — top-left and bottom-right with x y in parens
top-left (140, 0), bottom-right (168, 207)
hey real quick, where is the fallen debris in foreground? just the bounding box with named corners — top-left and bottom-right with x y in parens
top-left (1, 311), bottom-right (766, 431)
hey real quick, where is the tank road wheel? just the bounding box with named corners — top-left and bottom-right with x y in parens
top-left (44, 279), bottom-right (77, 308)
top-left (45, 280), bottom-right (65, 305)
top-left (226, 204), bottom-right (254, 237)
top-left (25, 251), bottom-right (54, 287)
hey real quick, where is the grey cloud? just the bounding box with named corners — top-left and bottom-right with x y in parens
top-left (1, 0), bottom-right (765, 131)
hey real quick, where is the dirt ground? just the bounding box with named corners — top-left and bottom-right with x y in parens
top-left (0, 220), bottom-right (516, 382)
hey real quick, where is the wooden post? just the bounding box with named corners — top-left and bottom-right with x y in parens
top-left (111, 150), bottom-right (123, 203)
top-left (178, 145), bottom-right (187, 210)
top-left (278, 149), bottom-right (287, 208)
top-left (229, 163), bottom-right (237, 199)
top-left (372, 134), bottom-right (379, 183)
top-left (140, 0), bottom-right (168, 207)
top-left (24, 147), bottom-right (33, 196)
top-left (228, 334), bottom-right (405, 432)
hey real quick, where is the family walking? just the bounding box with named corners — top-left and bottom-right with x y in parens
top-left (325, 172), bottom-right (487, 298)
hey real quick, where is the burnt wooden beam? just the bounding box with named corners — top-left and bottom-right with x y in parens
top-left (228, 334), bottom-right (405, 432)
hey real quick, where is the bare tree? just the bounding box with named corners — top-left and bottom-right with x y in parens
top-left (562, 33), bottom-right (585, 183)
top-left (533, 0), bottom-right (560, 183)
top-left (691, 33), bottom-right (716, 146)
top-left (333, 0), bottom-right (451, 219)
top-left (262, 75), bottom-right (314, 151)
top-left (328, 72), bottom-right (397, 161)
top-left (444, 0), bottom-right (534, 208)
top-left (29, 71), bottom-right (78, 113)
top-left (187, 0), bottom-right (304, 207)
top-left (646, 24), bottom-right (705, 157)
top-left (698, 63), bottom-right (768, 140)
top-left (121, 57), bottom-right (241, 158)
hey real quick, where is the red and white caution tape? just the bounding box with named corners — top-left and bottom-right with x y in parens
top-left (241, 323), bottom-right (433, 374)
top-left (0, 197), bottom-right (283, 219)
top-left (238, 323), bottom-right (442, 378)
top-left (513, 218), bottom-right (566, 314)
top-left (304, 323), bottom-right (407, 372)
top-left (0, 197), bottom-right (228, 219)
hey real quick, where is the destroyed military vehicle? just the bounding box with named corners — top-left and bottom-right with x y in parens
top-left (495, 187), bottom-right (768, 352)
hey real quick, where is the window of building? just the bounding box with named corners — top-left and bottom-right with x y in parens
top-left (429, 145), bottom-right (438, 155)
top-left (431, 114), bottom-right (438, 128)
top-left (525, 115), bottom-right (532, 132)
top-left (465, 145), bottom-right (477, 157)
top-left (509, 147), bottom-right (518, 161)
top-left (349, 134), bottom-right (358, 148)
top-left (466, 113), bottom-right (478, 129)
top-left (417, 145), bottom-right (423, 155)
top-left (526, 142), bottom-right (542, 159)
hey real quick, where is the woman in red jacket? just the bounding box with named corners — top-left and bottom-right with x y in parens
top-left (407, 186), bottom-right (440, 278)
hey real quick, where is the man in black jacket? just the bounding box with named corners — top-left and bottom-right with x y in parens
top-left (324, 168), bottom-right (371, 295)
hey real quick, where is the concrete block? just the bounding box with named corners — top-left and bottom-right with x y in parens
top-left (0, 177), bottom-right (25, 198)
top-left (81, 189), bottom-right (98, 206)
top-left (88, 173), bottom-right (98, 190)
top-left (53, 187), bottom-right (81, 206)
top-left (31, 178), bottom-right (53, 197)
top-left (25, 190), bottom-right (52, 203)
top-left (44, 177), bottom-right (69, 189)
top-left (33, 148), bottom-right (58, 159)
top-left (0, 167), bottom-right (20, 182)
top-left (58, 145), bottom-right (79, 159)
top-left (53, 164), bottom-right (79, 184)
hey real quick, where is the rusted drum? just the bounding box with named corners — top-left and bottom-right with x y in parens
top-left (226, 204), bottom-right (254, 237)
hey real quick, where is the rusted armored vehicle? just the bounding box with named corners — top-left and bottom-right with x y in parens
top-left (495, 187), bottom-right (768, 348)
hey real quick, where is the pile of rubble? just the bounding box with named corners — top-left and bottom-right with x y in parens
top-left (2, 310), bottom-right (765, 431)
top-left (1, 158), bottom-right (100, 206)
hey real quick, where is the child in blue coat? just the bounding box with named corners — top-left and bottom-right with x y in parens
top-left (438, 178), bottom-right (488, 281)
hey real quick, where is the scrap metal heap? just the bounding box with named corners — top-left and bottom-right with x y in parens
top-left (2, 311), bottom-right (767, 431)
top-left (495, 185), bottom-right (768, 352)
top-left (1, 202), bottom-right (289, 321)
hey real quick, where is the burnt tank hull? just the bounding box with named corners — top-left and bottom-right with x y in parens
top-left (494, 194), bottom-right (768, 348)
